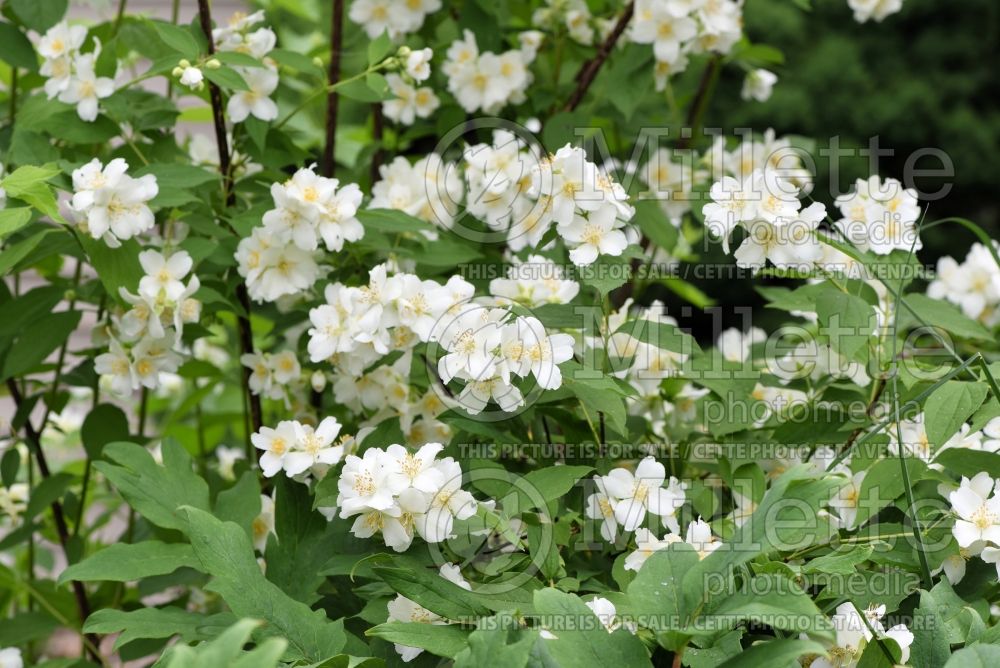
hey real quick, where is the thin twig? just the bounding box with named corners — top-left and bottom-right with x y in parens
top-left (6, 380), bottom-right (101, 661)
top-left (561, 1), bottom-right (635, 112)
top-left (321, 0), bottom-right (344, 177)
top-left (370, 103), bottom-right (384, 185)
top-left (195, 0), bottom-right (263, 439)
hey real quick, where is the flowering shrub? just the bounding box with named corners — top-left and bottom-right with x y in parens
top-left (6, 0), bottom-right (1000, 667)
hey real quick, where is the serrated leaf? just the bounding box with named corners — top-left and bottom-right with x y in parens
top-left (60, 541), bottom-right (200, 584)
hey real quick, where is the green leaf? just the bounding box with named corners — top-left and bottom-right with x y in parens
top-left (454, 612), bottom-right (539, 668)
top-left (855, 457), bottom-right (926, 526)
top-left (562, 365), bottom-right (628, 436)
top-left (0, 21), bottom-right (37, 70)
top-left (60, 541), bottom-right (200, 584)
top-left (633, 200), bottom-right (679, 254)
top-left (367, 31), bottom-right (394, 65)
top-left (84, 607), bottom-right (236, 651)
top-left (214, 471), bottom-right (261, 536)
top-left (95, 440), bottom-right (211, 531)
top-left (162, 619), bottom-right (286, 668)
top-left (514, 465), bottom-right (592, 512)
top-left (614, 317), bottom-right (699, 355)
top-left (802, 544), bottom-right (873, 575)
top-left (903, 293), bottom-right (992, 342)
top-left (78, 235), bottom-right (145, 303)
top-left (374, 563), bottom-right (489, 621)
top-left (134, 163), bottom-right (219, 207)
top-left (717, 638), bottom-right (828, 668)
top-left (367, 622), bottom-right (469, 659)
top-left (531, 588), bottom-right (652, 666)
top-left (816, 291), bottom-right (873, 361)
top-left (944, 645), bottom-right (1000, 668)
top-left (0, 208), bottom-right (33, 241)
top-left (0, 309), bottom-right (80, 381)
top-left (80, 403), bottom-right (130, 459)
top-left (924, 381), bottom-right (988, 448)
top-left (203, 66), bottom-right (250, 91)
top-left (0, 164), bottom-right (63, 222)
top-left (627, 543), bottom-right (700, 632)
top-left (8, 0), bottom-right (67, 32)
top-left (265, 477), bottom-right (339, 604)
top-left (909, 595), bottom-right (951, 668)
top-left (181, 507), bottom-right (347, 663)
top-left (706, 574), bottom-right (833, 639)
top-left (1, 449), bottom-right (19, 488)
top-left (214, 51), bottom-right (264, 68)
top-left (934, 449), bottom-right (1000, 478)
top-left (149, 20), bottom-right (200, 59)
top-left (0, 611), bottom-right (60, 645)
top-left (576, 253), bottom-right (634, 295)
top-left (357, 208), bottom-right (435, 234)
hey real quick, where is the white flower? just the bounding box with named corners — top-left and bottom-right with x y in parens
top-left (927, 242), bottom-right (1000, 326)
top-left (338, 448), bottom-right (407, 516)
top-left (215, 445), bottom-right (246, 481)
top-left (809, 602), bottom-right (912, 668)
top-left (252, 421), bottom-right (299, 477)
top-left (601, 456), bottom-right (686, 532)
top-left (848, 0), bottom-right (904, 23)
top-left (416, 458), bottom-right (477, 542)
top-left (701, 173), bottom-right (757, 250)
top-left (138, 250), bottom-right (193, 302)
top-left (561, 204), bottom-right (630, 266)
top-left (490, 255), bottom-right (580, 307)
top-left (950, 472), bottom-right (1000, 548)
top-left (251, 493), bottom-right (275, 552)
top-left (585, 476), bottom-right (620, 542)
top-left (71, 158), bottom-right (158, 245)
top-left (585, 597), bottom-right (636, 634)
top-left (405, 47), bottom-right (433, 81)
top-left (623, 528), bottom-right (681, 571)
top-left (0, 647), bottom-right (23, 668)
top-left (835, 176), bottom-right (921, 256)
top-left (684, 518), bottom-right (722, 558)
top-left (283, 417), bottom-right (345, 475)
top-left (38, 21), bottom-right (87, 60)
top-left (829, 470), bottom-right (867, 530)
top-left (733, 202), bottom-right (826, 273)
top-left (385, 443), bottom-right (445, 493)
top-left (741, 68), bottom-right (777, 102)
top-left (178, 65), bottom-right (204, 89)
top-left (630, 0), bottom-right (697, 62)
top-left (59, 51), bottom-right (115, 122)
top-left (94, 338), bottom-right (135, 395)
top-left (226, 67), bottom-right (279, 122)
top-left (235, 227), bottom-right (321, 302)
top-left (382, 74), bottom-right (440, 125)
top-left (716, 326), bottom-right (766, 363)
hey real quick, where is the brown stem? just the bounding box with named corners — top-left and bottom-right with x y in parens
top-left (370, 103), bottom-right (384, 185)
top-left (321, 0), bottom-right (344, 177)
top-left (561, 1), bottom-right (635, 112)
top-left (677, 55), bottom-right (722, 150)
top-left (196, 0), bottom-right (263, 438)
top-left (6, 380), bottom-right (100, 661)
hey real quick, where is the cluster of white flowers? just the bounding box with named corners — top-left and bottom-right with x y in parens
top-left (96, 250), bottom-right (201, 395)
top-left (335, 443), bottom-right (477, 551)
top-left (703, 168), bottom-right (826, 273)
top-left (834, 176), bottom-right (922, 255)
top-left (382, 48), bottom-right (440, 125)
top-left (370, 154), bottom-right (463, 233)
top-left (886, 414), bottom-right (1000, 467)
top-left (642, 129), bottom-right (809, 229)
top-left (531, 0), bottom-right (598, 45)
top-left (252, 416), bottom-right (346, 478)
top-left (71, 158), bottom-right (158, 247)
top-left (308, 263), bottom-right (473, 371)
top-left (438, 306), bottom-right (575, 414)
top-left (489, 255), bottom-right (580, 307)
top-left (443, 31), bottom-right (537, 114)
top-left (240, 350), bottom-right (301, 402)
top-left (386, 563), bottom-right (470, 661)
top-left (803, 602), bottom-right (912, 668)
top-left (847, 0), bottom-right (904, 23)
top-left (235, 166), bottom-right (363, 302)
top-left (38, 21), bottom-right (116, 122)
top-left (928, 242), bottom-right (1000, 326)
top-left (585, 456), bottom-right (687, 542)
top-left (349, 0), bottom-right (441, 39)
top-left (213, 11), bottom-right (280, 123)
top-left (629, 0), bottom-right (743, 89)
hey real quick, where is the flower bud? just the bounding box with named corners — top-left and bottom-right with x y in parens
top-left (178, 59), bottom-right (191, 68)
top-left (310, 370), bottom-right (327, 393)
top-left (206, 58), bottom-right (222, 69)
